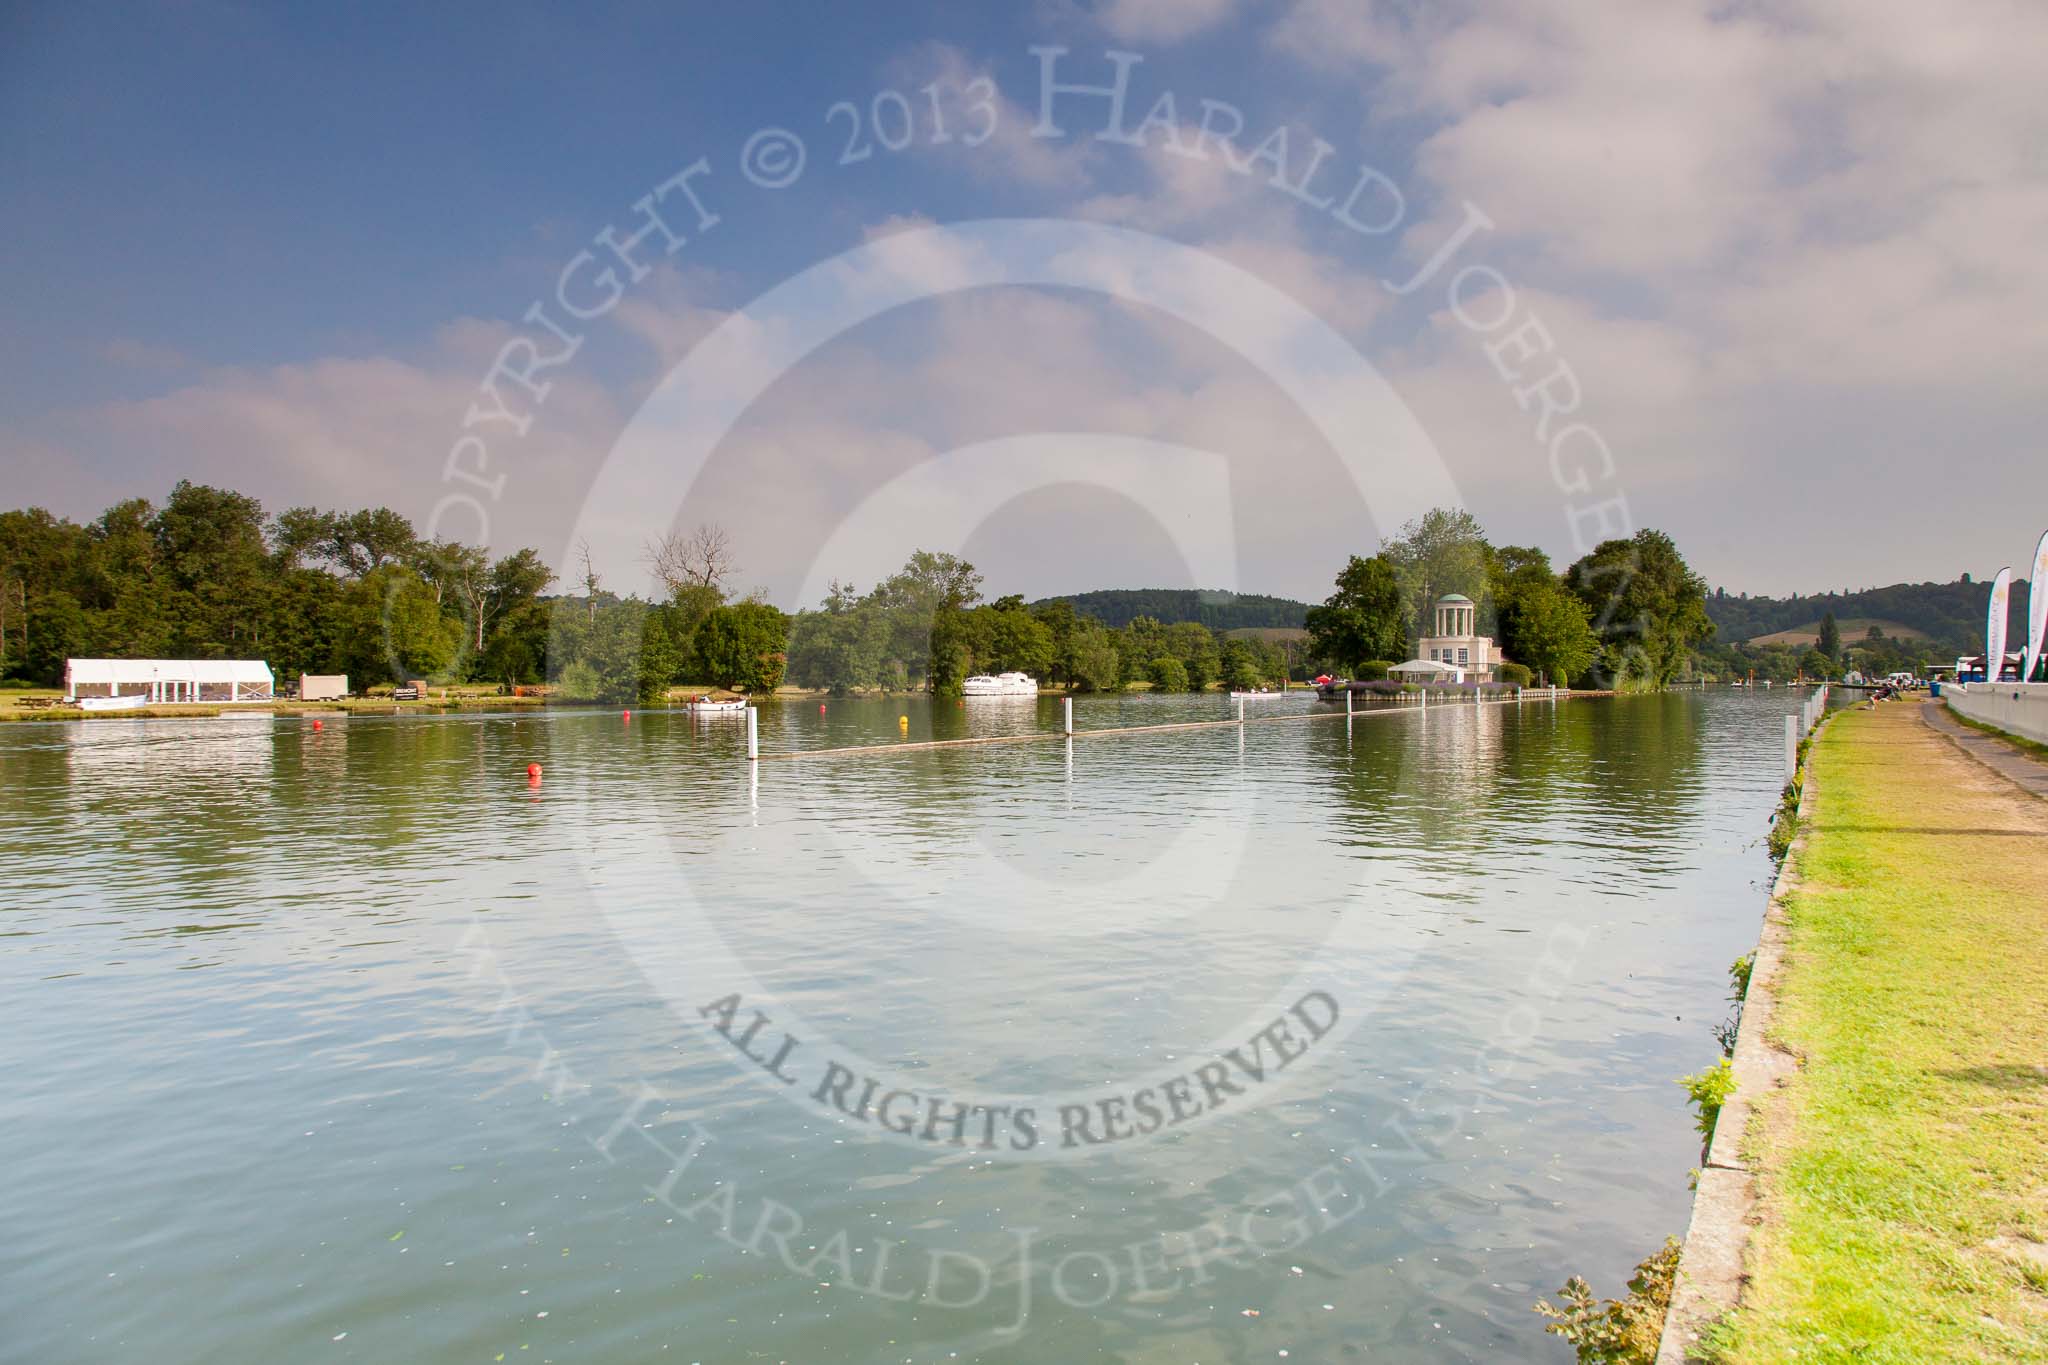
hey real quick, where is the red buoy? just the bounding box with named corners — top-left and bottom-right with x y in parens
top-left (819, 703), bottom-right (827, 714)
top-left (622, 710), bottom-right (631, 722)
top-left (526, 763), bottom-right (542, 779)
top-left (311, 719), bottom-right (323, 731)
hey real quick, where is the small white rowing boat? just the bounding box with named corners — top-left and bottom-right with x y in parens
top-left (685, 698), bottom-right (748, 714)
top-left (1229, 689), bottom-right (1285, 700)
top-left (76, 694), bottom-right (150, 712)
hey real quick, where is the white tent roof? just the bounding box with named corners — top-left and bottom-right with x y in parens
top-left (66, 658), bottom-right (273, 684)
top-left (1389, 659), bottom-right (1455, 674)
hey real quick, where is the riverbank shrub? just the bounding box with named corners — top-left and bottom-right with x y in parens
top-left (1357, 660), bottom-right (1393, 680)
top-left (1498, 662), bottom-right (1532, 686)
top-left (1534, 1236), bottom-right (1682, 1364)
top-left (1768, 780), bottom-right (1801, 860)
top-left (1680, 1057), bottom-right (1737, 1143)
top-left (1147, 656), bottom-right (1187, 693)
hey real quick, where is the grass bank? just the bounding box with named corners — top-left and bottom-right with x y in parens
top-left (1708, 702), bottom-right (2048, 1361)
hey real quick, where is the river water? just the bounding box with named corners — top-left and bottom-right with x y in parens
top-left (2, 690), bottom-right (1804, 1362)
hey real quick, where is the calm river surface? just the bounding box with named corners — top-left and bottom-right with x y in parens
top-left (3, 690), bottom-right (1806, 1363)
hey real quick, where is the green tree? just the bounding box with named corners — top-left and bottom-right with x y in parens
top-left (345, 565), bottom-right (461, 683)
top-left (636, 608), bottom-right (687, 704)
top-left (1030, 599), bottom-right (1081, 687)
top-left (1817, 611), bottom-right (1841, 659)
top-left (787, 582), bottom-right (890, 693)
top-left (694, 601), bottom-right (790, 692)
top-left (1503, 580), bottom-right (1598, 686)
top-left (1304, 554), bottom-right (1407, 670)
top-left (1066, 620), bottom-right (1122, 692)
top-left (1163, 621), bottom-right (1219, 690)
top-left (1147, 655), bottom-right (1188, 692)
top-left (1565, 530), bottom-right (1714, 690)
top-left (1219, 638), bottom-right (1267, 690)
top-left (983, 603), bottom-right (1055, 678)
top-left (152, 481), bottom-right (270, 656)
top-left (1382, 507), bottom-right (1491, 641)
top-left (928, 607), bottom-right (973, 697)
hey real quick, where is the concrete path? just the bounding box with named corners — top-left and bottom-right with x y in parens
top-left (1921, 699), bottom-right (2048, 799)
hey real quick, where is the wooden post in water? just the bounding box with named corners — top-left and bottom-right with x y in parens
top-left (1345, 687), bottom-right (1352, 717)
top-left (1063, 695), bottom-right (1073, 735)
top-left (747, 706), bottom-right (759, 761)
top-left (1784, 713), bottom-right (1796, 785)
top-left (1237, 697), bottom-right (1245, 725)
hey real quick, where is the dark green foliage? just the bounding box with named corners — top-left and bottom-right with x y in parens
top-left (0, 486), bottom-right (554, 689)
top-left (1534, 1238), bottom-right (1682, 1364)
top-left (1304, 554), bottom-right (1407, 672)
top-left (785, 556), bottom-right (1053, 693)
top-left (1218, 637), bottom-right (1266, 690)
top-left (1816, 610), bottom-right (1840, 659)
top-left (1497, 662), bottom-right (1533, 686)
top-left (1147, 655), bottom-right (1187, 692)
top-left (1037, 588), bottom-right (1308, 631)
top-left (1565, 530), bottom-right (1715, 690)
top-left (694, 601), bottom-right (790, 693)
top-left (1065, 619), bottom-right (1122, 692)
top-left (1703, 576), bottom-right (2029, 657)
top-left (1382, 507), bottom-right (1491, 641)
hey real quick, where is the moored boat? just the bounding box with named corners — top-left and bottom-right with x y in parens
top-left (963, 672), bottom-right (1037, 696)
top-left (76, 694), bottom-right (150, 712)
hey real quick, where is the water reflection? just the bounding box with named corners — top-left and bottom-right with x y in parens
top-left (0, 694), bottom-right (1793, 1364)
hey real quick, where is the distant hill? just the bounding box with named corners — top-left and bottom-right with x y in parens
top-left (1749, 618), bottom-right (1930, 649)
top-left (1038, 589), bottom-right (1311, 631)
top-left (1707, 578), bottom-right (2029, 651)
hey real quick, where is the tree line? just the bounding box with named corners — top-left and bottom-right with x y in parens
top-left (1301, 508), bottom-right (1715, 690)
top-left (2, 483), bottom-right (1720, 701)
top-left (0, 482), bottom-right (788, 704)
top-left (1033, 588), bottom-right (1311, 631)
top-left (1702, 576), bottom-right (2028, 654)
top-left (783, 551), bottom-right (1292, 696)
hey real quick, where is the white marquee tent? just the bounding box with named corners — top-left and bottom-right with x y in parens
top-left (1389, 658), bottom-right (1459, 681)
top-left (65, 658), bottom-right (275, 704)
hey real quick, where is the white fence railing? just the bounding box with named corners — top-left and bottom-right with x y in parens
top-left (1785, 684), bottom-right (1830, 784)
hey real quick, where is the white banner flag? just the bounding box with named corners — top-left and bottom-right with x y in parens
top-left (2025, 532), bottom-right (2048, 684)
top-left (1985, 566), bottom-right (2012, 682)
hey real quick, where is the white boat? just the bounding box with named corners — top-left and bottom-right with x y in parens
top-left (1229, 689), bottom-right (1285, 700)
top-left (962, 672), bottom-right (1038, 697)
top-left (685, 698), bottom-right (749, 714)
top-left (76, 694), bottom-right (150, 712)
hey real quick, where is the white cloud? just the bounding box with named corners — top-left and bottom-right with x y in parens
top-left (1093, 0), bottom-right (1239, 44)
top-left (885, 41), bottom-right (1099, 193)
top-left (1259, 0), bottom-right (2048, 587)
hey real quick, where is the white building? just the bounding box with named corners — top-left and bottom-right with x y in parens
top-left (64, 658), bottom-right (275, 704)
top-left (1412, 594), bottom-right (1499, 682)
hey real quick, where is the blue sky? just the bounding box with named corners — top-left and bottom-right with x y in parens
top-left (5, 2), bottom-right (2045, 604)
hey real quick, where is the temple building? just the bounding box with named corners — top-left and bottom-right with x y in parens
top-left (1392, 593), bottom-right (1500, 684)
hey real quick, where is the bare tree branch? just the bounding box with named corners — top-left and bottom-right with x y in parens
top-left (645, 522), bottom-right (735, 595)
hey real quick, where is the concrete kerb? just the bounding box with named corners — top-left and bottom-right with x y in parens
top-left (1654, 709), bottom-right (1832, 1363)
top-left (1921, 699), bottom-right (2048, 801)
